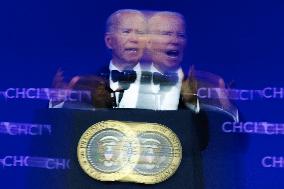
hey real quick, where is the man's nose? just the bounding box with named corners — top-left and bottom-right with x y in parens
top-left (128, 32), bottom-right (139, 43)
top-left (168, 34), bottom-right (181, 46)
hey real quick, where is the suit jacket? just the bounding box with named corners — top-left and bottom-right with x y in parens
top-left (56, 64), bottom-right (209, 151)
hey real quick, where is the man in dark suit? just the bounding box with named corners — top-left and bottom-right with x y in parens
top-left (103, 9), bottom-right (148, 108)
top-left (135, 11), bottom-right (198, 111)
top-left (50, 9), bottom-right (147, 109)
top-left (139, 11), bottom-right (209, 150)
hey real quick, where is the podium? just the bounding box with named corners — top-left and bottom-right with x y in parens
top-left (30, 109), bottom-right (205, 189)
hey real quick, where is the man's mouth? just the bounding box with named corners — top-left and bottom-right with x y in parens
top-left (165, 50), bottom-right (179, 58)
top-left (125, 48), bottom-right (138, 53)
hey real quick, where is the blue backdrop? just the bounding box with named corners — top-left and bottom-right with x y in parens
top-left (0, 0), bottom-right (283, 188)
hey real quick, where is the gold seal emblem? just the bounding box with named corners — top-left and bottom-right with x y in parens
top-left (77, 120), bottom-right (182, 184)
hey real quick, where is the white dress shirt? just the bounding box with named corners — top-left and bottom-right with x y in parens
top-left (136, 64), bottom-right (184, 110)
top-left (110, 61), bottom-right (184, 110)
top-left (109, 61), bottom-right (142, 108)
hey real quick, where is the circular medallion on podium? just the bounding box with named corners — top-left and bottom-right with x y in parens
top-left (123, 122), bottom-right (182, 184)
top-left (77, 120), bottom-right (182, 184)
top-left (77, 120), bottom-right (140, 181)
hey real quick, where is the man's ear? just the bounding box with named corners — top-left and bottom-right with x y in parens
top-left (105, 33), bottom-right (113, 49)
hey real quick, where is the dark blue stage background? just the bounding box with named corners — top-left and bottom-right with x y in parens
top-left (0, 0), bottom-right (284, 188)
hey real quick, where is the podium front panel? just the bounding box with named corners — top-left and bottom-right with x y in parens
top-left (30, 109), bottom-right (204, 189)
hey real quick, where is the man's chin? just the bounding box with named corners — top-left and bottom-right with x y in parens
top-left (154, 64), bottom-right (178, 73)
top-left (123, 61), bottom-right (139, 69)
top-left (162, 62), bottom-right (180, 72)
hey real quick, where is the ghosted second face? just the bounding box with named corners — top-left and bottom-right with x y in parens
top-left (105, 12), bottom-right (147, 70)
top-left (147, 13), bottom-right (187, 72)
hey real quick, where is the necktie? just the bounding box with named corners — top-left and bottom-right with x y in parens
top-left (111, 70), bottom-right (137, 83)
top-left (153, 72), bottom-right (178, 86)
top-left (141, 71), bottom-right (178, 86)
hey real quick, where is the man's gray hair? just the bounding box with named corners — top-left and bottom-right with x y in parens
top-left (147, 11), bottom-right (186, 34)
top-left (150, 11), bottom-right (185, 20)
top-left (105, 9), bottom-right (145, 33)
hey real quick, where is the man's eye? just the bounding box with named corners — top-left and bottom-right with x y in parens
top-left (121, 29), bottom-right (131, 34)
top-left (136, 31), bottom-right (145, 35)
top-left (160, 31), bottom-right (172, 36)
top-left (177, 33), bottom-right (186, 38)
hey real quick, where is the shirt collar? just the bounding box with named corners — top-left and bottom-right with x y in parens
top-left (150, 63), bottom-right (184, 80)
top-left (109, 60), bottom-right (141, 72)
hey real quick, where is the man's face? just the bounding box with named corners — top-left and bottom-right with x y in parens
top-left (105, 13), bottom-right (147, 70)
top-left (148, 14), bottom-right (186, 72)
